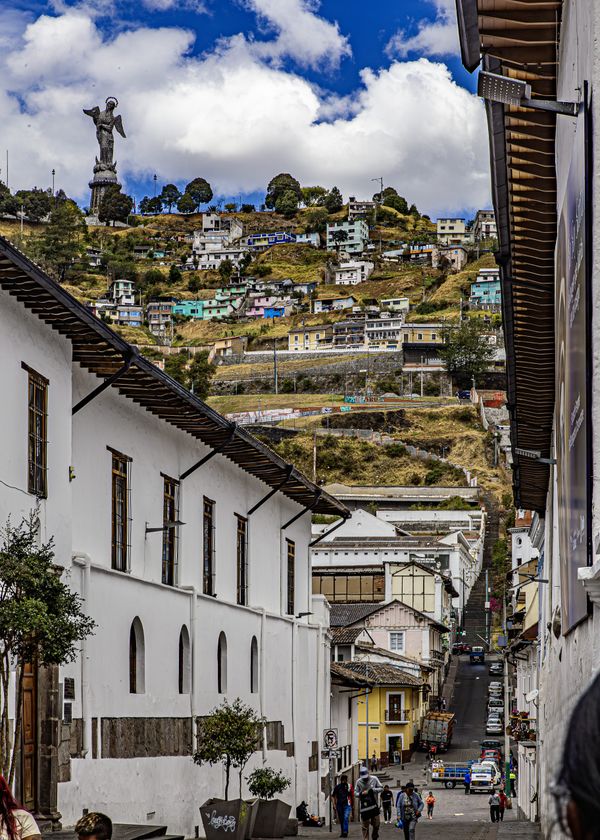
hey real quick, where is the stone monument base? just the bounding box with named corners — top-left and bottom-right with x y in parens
top-left (89, 173), bottom-right (120, 215)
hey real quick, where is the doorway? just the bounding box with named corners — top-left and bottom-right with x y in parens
top-left (387, 734), bottom-right (404, 765)
top-left (21, 661), bottom-right (38, 811)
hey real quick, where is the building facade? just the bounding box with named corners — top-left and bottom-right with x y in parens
top-left (0, 236), bottom-right (348, 835)
top-left (326, 220), bottom-right (370, 254)
top-left (436, 218), bottom-right (466, 245)
top-left (472, 210), bottom-right (497, 243)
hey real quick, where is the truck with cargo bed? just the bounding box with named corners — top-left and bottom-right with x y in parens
top-left (419, 711), bottom-right (456, 752)
top-left (431, 761), bottom-right (474, 788)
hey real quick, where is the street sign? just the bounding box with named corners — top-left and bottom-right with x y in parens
top-left (321, 749), bottom-right (340, 758)
top-left (323, 728), bottom-right (338, 750)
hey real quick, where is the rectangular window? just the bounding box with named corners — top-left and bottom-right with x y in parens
top-left (389, 631), bottom-right (405, 653)
top-left (203, 497), bottom-right (215, 595)
top-left (286, 540), bottom-right (295, 615)
top-left (24, 366), bottom-right (48, 497)
top-left (162, 476), bottom-right (179, 586)
top-left (110, 448), bottom-right (131, 571)
top-left (236, 515), bottom-right (248, 605)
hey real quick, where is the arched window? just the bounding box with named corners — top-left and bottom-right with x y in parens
top-left (217, 632), bottom-right (227, 694)
top-left (129, 617), bottom-right (145, 694)
top-left (250, 636), bottom-right (258, 694)
top-left (179, 625), bottom-right (191, 694)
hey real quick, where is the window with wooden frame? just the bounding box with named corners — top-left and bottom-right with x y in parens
top-left (162, 475), bottom-right (179, 586)
top-left (109, 448), bottom-right (131, 572)
top-left (203, 497), bottom-right (215, 595)
top-left (23, 364), bottom-right (48, 497)
top-left (286, 539), bottom-right (295, 616)
top-left (236, 515), bottom-right (248, 605)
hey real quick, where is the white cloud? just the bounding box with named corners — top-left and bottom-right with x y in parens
top-left (140, 0), bottom-right (209, 12)
top-left (0, 10), bottom-right (489, 216)
top-left (241, 0), bottom-right (351, 69)
top-left (386, 0), bottom-right (459, 59)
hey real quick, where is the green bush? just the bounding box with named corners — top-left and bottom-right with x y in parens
top-left (246, 767), bottom-right (290, 800)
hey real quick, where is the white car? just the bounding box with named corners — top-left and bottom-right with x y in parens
top-left (488, 682), bottom-right (503, 693)
top-left (486, 719), bottom-right (503, 735)
top-left (480, 760), bottom-right (502, 785)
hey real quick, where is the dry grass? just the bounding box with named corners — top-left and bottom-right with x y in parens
top-left (206, 392), bottom-right (346, 414)
top-left (213, 353), bottom-right (364, 381)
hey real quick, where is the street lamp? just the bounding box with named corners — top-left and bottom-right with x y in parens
top-left (153, 173), bottom-right (158, 197)
top-left (477, 71), bottom-right (578, 117)
top-left (51, 168), bottom-right (55, 197)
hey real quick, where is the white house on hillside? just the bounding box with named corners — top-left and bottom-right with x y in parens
top-left (0, 236), bottom-right (348, 836)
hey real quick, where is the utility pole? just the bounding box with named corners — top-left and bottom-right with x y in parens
top-left (51, 168), bottom-right (55, 199)
top-left (313, 428), bottom-right (317, 483)
top-left (371, 177), bottom-right (383, 224)
top-left (273, 340), bottom-right (278, 394)
top-left (365, 660), bottom-right (370, 766)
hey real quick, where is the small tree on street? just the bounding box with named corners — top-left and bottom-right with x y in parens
top-left (440, 319), bottom-right (496, 388)
top-left (246, 768), bottom-right (290, 800)
top-left (0, 514), bottom-right (95, 784)
top-left (194, 699), bottom-right (265, 799)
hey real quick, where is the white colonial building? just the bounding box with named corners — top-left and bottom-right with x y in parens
top-left (0, 237), bottom-right (348, 836)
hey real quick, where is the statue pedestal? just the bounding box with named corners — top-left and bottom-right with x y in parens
top-left (89, 171), bottom-right (120, 215)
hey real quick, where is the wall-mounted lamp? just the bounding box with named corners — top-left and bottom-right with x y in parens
top-left (478, 71), bottom-right (578, 117)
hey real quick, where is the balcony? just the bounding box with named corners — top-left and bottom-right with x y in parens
top-left (385, 709), bottom-right (410, 724)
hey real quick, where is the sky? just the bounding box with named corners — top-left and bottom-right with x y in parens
top-left (0, 0), bottom-right (490, 217)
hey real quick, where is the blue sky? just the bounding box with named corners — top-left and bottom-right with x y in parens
top-left (0, 0), bottom-right (489, 216)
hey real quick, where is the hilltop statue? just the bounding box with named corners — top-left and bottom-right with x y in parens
top-left (83, 96), bottom-right (126, 216)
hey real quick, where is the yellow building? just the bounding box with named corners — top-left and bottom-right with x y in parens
top-left (287, 324), bottom-right (333, 351)
top-left (401, 324), bottom-right (444, 344)
top-left (337, 661), bottom-right (427, 764)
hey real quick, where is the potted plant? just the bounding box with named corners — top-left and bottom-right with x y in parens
top-left (195, 699), bottom-right (265, 840)
top-left (247, 767), bottom-right (291, 838)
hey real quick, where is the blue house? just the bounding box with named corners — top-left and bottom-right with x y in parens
top-left (470, 269), bottom-right (501, 309)
top-left (246, 232), bottom-right (296, 251)
top-left (264, 306), bottom-right (285, 319)
top-left (173, 300), bottom-right (205, 318)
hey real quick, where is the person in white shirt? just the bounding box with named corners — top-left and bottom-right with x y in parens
top-left (0, 776), bottom-right (41, 840)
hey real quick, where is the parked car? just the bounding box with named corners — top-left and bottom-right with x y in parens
top-left (480, 760), bottom-right (502, 785)
top-left (470, 645), bottom-right (485, 664)
top-left (489, 662), bottom-right (503, 675)
top-left (452, 642), bottom-right (464, 654)
top-left (488, 681), bottom-right (503, 693)
top-left (481, 748), bottom-right (502, 764)
top-left (486, 720), bottom-right (504, 735)
top-left (462, 643), bottom-right (472, 654)
top-left (487, 699), bottom-right (504, 718)
top-left (480, 739), bottom-right (502, 755)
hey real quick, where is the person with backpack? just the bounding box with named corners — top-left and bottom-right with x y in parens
top-left (332, 774), bottom-right (354, 838)
top-left (354, 767), bottom-right (383, 840)
top-left (381, 785), bottom-right (393, 824)
top-left (425, 792), bottom-right (436, 820)
top-left (489, 789), bottom-right (501, 822)
top-left (396, 781), bottom-right (423, 840)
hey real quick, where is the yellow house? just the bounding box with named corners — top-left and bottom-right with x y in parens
top-left (337, 661), bottom-right (427, 764)
top-left (287, 324), bottom-right (333, 351)
top-left (401, 324), bottom-right (444, 344)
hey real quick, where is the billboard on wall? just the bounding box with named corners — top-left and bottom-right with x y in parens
top-left (555, 99), bottom-right (591, 633)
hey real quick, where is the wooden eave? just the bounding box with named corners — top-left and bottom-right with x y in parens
top-left (455, 0), bottom-right (562, 512)
top-left (0, 237), bottom-right (349, 519)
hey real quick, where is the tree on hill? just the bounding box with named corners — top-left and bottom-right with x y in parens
top-left (159, 183), bottom-right (182, 213)
top-left (184, 177), bottom-right (213, 210)
top-left (98, 185), bottom-right (134, 226)
top-left (330, 228), bottom-right (348, 255)
top-left (15, 188), bottom-right (52, 222)
top-left (224, 202), bottom-right (238, 213)
top-left (240, 203), bottom-right (255, 213)
top-left (169, 263), bottom-right (182, 285)
top-left (164, 351), bottom-right (215, 400)
top-left (274, 189), bottom-right (299, 218)
top-left (0, 183), bottom-right (20, 217)
top-left (408, 203), bottom-right (419, 216)
top-left (140, 268), bottom-right (165, 290)
top-left (265, 173), bottom-right (301, 209)
top-left (383, 193), bottom-right (409, 214)
top-left (324, 186), bottom-right (343, 214)
top-left (219, 257), bottom-right (234, 282)
top-left (238, 252), bottom-right (253, 277)
top-left (139, 196), bottom-right (162, 215)
top-left (301, 186), bottom-right (327, 207)
top-left (39, 200), bottom-right (86, 281)
top-left (304, 207), bottom-right (329, 234)
top-left (177, 192), bottom-right (196, 214)
top-left (439, 320), bottom-right (496, 388)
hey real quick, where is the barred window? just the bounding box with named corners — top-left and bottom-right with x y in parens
top-left (203, 498), bottom-right (215, 595)
top-left (286, 540), bottom-right (295, 616)
top-left (24, 365), bottom-right (48, 497)
top-left (236, 515), bottom-right (248, 606)
top-left (162, 476), bottom-right (179, 586)
top-left (110, 449), bottom-right (131, 571)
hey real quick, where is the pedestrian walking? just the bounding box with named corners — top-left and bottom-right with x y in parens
top-left (0, 776), bottom-right (41, 840)
top-left (371, 752), bottom-right (378, 773)
top-left (425, 792), bottom-right (435, 820)
top-left (509, 770), bottom-right (516, 797)
top-left (488, 790), bottom-right (501, 823)
top-left (463, 770), bottom-right (471, 795)
top-left (332, 774), bottom-right (354, 838)
top-left (396, 780), bottom-right (423, 840)
top-left (498, 789), bottom-right (507, 821)
top-left (75, 813), bottom-right (113, 840)
top-left (381, 785), bottom-right (393, 824)
top-left (553, 670), bottom-right (600, 839)
top-left (355, 766), bottom-right (383, 840)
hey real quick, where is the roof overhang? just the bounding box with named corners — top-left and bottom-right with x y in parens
top-left (455, 0), bottom-right (562, 512)
top-left (0, 236), bottom-right (348, 518)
